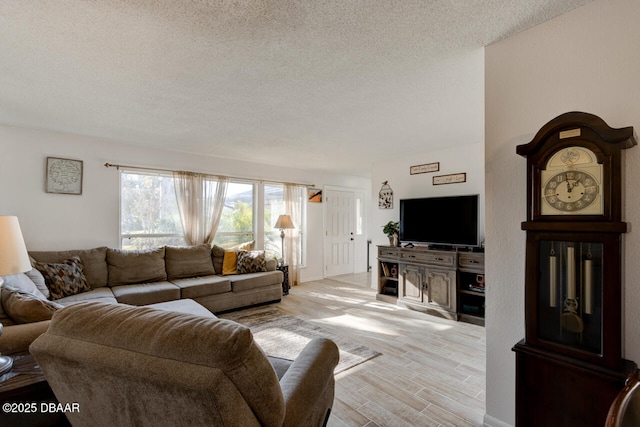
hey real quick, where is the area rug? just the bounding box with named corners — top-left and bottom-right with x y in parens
top-left (220, 307), bottom-right (380, 374)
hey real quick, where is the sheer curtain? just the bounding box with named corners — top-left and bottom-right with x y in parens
top-left (173, 172), bottom-right (228, 245)
top-left (283, 183), bottom-right (304, 287)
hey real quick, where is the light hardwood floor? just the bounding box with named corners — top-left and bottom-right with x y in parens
top-left (277, 273), bottom-right (486, 427)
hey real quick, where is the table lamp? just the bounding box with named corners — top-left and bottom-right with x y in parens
top-left (274, 214), bottom-right (294, 262)
top-left (0, 216), bottom-right (32, 375)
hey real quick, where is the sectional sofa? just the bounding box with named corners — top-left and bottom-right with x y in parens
top-left (0, 243), bottom-right (283, 354)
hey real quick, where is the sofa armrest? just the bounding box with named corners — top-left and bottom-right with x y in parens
top-left (0, 320), bottom-right (50, 355)
top-left (279, 337), bottom-right (339, 427)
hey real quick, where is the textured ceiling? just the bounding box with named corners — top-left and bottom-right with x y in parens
top-left (0, 0), bottom-right (592, 177)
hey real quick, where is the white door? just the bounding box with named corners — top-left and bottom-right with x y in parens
top-left (324, 189), bottom-right (355, 276)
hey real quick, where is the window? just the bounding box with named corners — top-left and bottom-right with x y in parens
top-left (264, 184), bottom-right (284, 259)
top-left (212, 181), bottom-right (254, 248)
top-left (120, 171), bottom-right (183, 249)
top-left (264, 184), bottom-right (305, 265)
top-left (120, 172), bottom-right (304, 258)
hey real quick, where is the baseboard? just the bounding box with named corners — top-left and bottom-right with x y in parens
top-left (483, 413), bottom-right (512, 427)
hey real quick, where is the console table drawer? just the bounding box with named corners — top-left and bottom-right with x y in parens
top-left (400, 250), bottom-right (455, 267)
top-left (378, 247), bottom-right (399, 258)
top-left (459, 253), bottom-right (484, 270)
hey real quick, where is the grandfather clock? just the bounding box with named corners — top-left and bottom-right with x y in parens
top-left (513, 112), bottom-right (637, 427)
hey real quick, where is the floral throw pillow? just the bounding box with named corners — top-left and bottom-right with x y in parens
top-left (34, 256), bottom-right (91, 300)
top-left (236, 250), bottom-right (267, 274)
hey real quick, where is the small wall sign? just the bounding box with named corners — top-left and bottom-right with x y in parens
top-left (410, 162), bottom-right (440, 175)
top-left (433, 172), bottom-right (466, 185)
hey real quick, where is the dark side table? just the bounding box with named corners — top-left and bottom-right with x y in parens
top-left (277, 264), bottom-right (289, 295)
top-left (0, 352), bottom-right (70, 426)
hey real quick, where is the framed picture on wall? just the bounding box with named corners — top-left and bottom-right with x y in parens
top-left (308, 188), bottom-right (323, 203)
top-left (46, 157), bottom-right (83, 195)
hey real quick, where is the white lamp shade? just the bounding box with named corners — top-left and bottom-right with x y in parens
top-left (274, 214), bottom-right (295, 230)
top-left (0, 216), bottom-right (31, 276)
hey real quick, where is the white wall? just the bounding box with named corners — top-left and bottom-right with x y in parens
top-left (0, 125), bottom-right (369, 283)
top-left (485, 0), bottom-right (640, 425)
top-left (370, 142), bottom-right (485, 287)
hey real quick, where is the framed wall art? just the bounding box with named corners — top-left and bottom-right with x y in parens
top-left (308, 188), bottom-right (323, 203)
top-left (46, 157), bottom-right (83, 195)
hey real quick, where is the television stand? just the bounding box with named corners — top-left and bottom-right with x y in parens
top-left (376, 245), bottom-right (485, 325)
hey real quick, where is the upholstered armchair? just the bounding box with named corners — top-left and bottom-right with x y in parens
top-left (30, 302), bottom-right (339, 427)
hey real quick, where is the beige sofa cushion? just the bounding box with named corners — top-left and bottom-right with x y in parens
top-left (171, 276), bottom-right (231, 299)
top-left (110, 282), bottom-right (180, 306)
top-left (107, 247), bottom-right (167, 286)
top-left (230, 271), bottom-right (283, 293)
top-left (54, 287), bottom-right (118, 307)
top-left (147, 298), bottom-right (217, 318)
top-left (1, 285), bottom-right (63, 324)
top-left (30, 247), bottom-right (109, 288)
top-left (165, 245), bottom-right (215, 280)
top-left (211, 245), bottom-right (225, 275)
top-left (265, 258), bottom-right (277, 272)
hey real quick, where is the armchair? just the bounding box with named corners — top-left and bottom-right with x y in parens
top-left (606, 370), bottom-right (640, 427)
top-left (30, 302), bottom-right (339, 427)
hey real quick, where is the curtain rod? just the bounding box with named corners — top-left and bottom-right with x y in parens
top-left (104, 163), bottom-right (315, 188)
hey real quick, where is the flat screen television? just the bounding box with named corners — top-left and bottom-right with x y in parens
top-left (399, 195), bottom-right (479, 247)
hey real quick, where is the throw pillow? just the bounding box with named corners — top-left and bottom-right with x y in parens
top-left (33, 256), bottom-right (91, 300)
top-left (1, 272), bottom-right (47, 300)
top-left (222, 250), bottom-right (238, 275)
top-left (25, 268), bottom-right (50, 299)
top-left (1, 285), bottom-right (63, 324)
top-left (236, 250), bottom-right (267, 274)
top-left (235, 240), bottom-right (255, 251)
top-left (212, 242), bottom-right (255, 274)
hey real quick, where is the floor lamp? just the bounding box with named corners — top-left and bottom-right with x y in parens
top-left (0, 216), bottom-right (32, 376)
top-left (274, 214), bottom-right (294, 264)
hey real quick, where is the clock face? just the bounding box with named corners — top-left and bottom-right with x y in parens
top-left (540, 146), bottom-right (604, 216)
top-left (543, 171), bottom-right (600, 213)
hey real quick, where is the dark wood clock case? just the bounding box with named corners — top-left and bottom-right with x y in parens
top-left (513, 112), bottom-right (637, 427)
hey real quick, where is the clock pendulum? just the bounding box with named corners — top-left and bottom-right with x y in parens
top-left (548, 243), bottom-right (557, 308)
top-left (560, 243), bottom-right (583, 336)
top-left (583, 244), bottom-right (593, 315)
